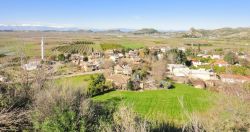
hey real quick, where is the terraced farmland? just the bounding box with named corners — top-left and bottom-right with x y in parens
top-left (54, 41), bottom-right (101, 55)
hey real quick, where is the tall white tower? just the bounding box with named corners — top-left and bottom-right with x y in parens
top-left (41, 37), bottom-right (44, 60)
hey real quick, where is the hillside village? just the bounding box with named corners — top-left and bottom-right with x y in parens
top-left (1, 0), bottom-right (250, 131)
top-left (9, 39), bottom-right (250, 92)
top-left (0, 33), bottom-right (250, 132)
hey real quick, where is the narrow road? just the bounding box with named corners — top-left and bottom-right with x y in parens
top-left (52, 70), bottom-right (104, 79)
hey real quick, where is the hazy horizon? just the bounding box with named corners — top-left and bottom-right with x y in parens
top-left (1, 0), bottom-right (250, 30)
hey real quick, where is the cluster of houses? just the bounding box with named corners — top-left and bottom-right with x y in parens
top-left (105, 47), bottom-right (250, 89)
top-left (19, 41), bottom-right (250, 90)
top-left (70, 52), bottom-right (103, 72)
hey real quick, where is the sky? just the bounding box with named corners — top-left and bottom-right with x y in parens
top-left (1, 0), bottom-right (250, 30)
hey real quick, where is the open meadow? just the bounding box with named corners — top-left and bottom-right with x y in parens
top-left (93, 83), bottom-right (218, 124)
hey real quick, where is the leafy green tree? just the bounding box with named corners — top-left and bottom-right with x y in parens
top-left (0, 54), bottom-right (6, 58)
top-left (58, 54), bottom-right (65, 61)
top-left (166, 49), bottom-right (187, 64)
top-left (198, 43), bottom-right (201, 52)
top-left (224, 52), bottom-right (238, 65)
top-left (87, 74), bottom-right (106, 96)
top-left (127, 79), bottom-right (134, 90)
top-left (38, 107), bottom-right (85, 132)
top-left (185, 48), bottom-right (195, 57)
top-left (65, 54), bottom-right (71, 60)
top-left (143, 47), bottom-right (150, 56)
top-left (83, 56), bottom-right (88, 62)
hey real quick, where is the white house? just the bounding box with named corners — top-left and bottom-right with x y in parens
top-left (110, 55), bottom-right (119, 62)
top-left (122, 65), bottom-right (132, 75)
top-left (168, 64), bottom-right (217, 81)
top-left (192, 60), bottom-right (203, 67)
top-left (22, 61), bottom-right (40, 71)
top-left (157, 53), bottom-right (164, 60)
top-left (211, 55), bottom-right (221, 59)
top-left (189, 69), bottom-right (218, 81)
top-left (213, 60), bottom-right (229, 67)
top-left (178, 47), bottom-right (186, 52)
top-left (160, 47), bottom-right (170, 53)
top-left (168, 64), bottom-right (189, 77)
top-left (114, 64), bottom-right (132, 75)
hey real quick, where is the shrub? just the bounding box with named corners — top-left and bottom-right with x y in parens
top-left (87, 74), bottom-right (106, 96)
top-left (83, 56), bottom-right (88, 62)
top-left (58, 54), bottom-right (65, 61)
top-left (166, 49), bottom-right (187, 64)
top-left (32, 86), bottom-right (91, 132)
top-left (224, 52), bottom-right (238, 65)
top-left (127, 79), bottom-right (134, 90)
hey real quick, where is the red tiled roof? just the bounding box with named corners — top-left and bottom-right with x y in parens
top-left (213, 60), bottom-right (228, 65)
top-left (107, 74), bottom-right (130, 85)
top-left (220, 74), bottom-right (250, 81)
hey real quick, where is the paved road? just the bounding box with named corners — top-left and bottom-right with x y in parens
top-left (52, 70), bottom-right (104, 79)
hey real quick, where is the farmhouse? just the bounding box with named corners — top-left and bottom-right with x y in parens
top-left (192, 80), bottom-right (206, 89)
top-left (110, 54), bottom-right (120, 62)
top-left (191, 59), bottom-right (203, 67)
top-left (106, 74), bottom-right (130, 90)
top-left (160, 47), bottom-right (171, 53)
top-left (70, 54), bottom-right (84, 61)
top-left (22, 60), bottom-right (40, 71)
top-left (104, 50), bottom-right (114, 57)
top-left (128, 50), bottom-right (139, 58)
top-left (178, 47), bottom-right (186, 52)
top-left (211, 55), bottom-right (221, 59)
top-left (189, 69), bottom-right (218, 81)
top-left (167, 64), bottom-right (189, 77)
top-left (114, 65), bottom-right (123, 74)
top-left (157, 53), bottom-right (164, 60)
top-left (80, 61), bottom-right (100, 72)
top-left (213, 60), bottom-right (229, 67)
top-left (91, 52), bottom-right (103, 59)
top-left (168, 64), bottom-right (218, 81)
top-left (114, 64), bottom-right (132, 75)
top-left (220, 74), bottom-right (250, 84)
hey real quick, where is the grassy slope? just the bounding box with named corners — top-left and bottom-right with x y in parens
top-left (93, 84), bottom-right (217, 123)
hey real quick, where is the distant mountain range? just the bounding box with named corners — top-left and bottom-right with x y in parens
top-left (1, 25), bottom-right (250, 38)
top-left (0, 25), bottom-right (82, 31)
top-left (0, 25), bottom-right (136, 32)
top-left (185, 27), bottom-right (250, 39)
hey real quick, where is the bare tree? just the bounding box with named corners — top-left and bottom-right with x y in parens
top-left (151, 60), bottom-right (167, 82)
top-left (112, 103), bottom-right (149, 132)
top-left (0, 108), bottom-right (31, 131)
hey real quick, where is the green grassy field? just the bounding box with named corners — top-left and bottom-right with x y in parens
top-left (100, 43), bottom-right (124, 50)
top-left (93, 83), bottom-right (217, 123)
top-left (118, 39), bottom-right (145, 49)
top-left (55, 74), bottom-right (97, 91)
